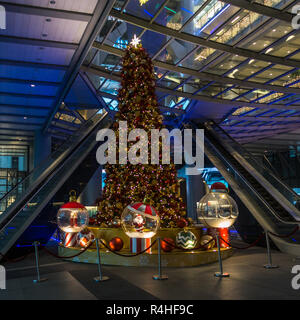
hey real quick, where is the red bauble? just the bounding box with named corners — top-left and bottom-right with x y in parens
top-left (210, 182), bottom-right (228, 192)
top-left (109, 237), bottom-right (124, 251)
top-left (177, 218), bottom-right (188, 228)
top-left (161, 238), bottom-right (175, 252)
top-left (89, 217), bottom-right (96, 225)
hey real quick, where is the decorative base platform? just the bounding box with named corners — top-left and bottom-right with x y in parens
top-left (58, 226), bottom-right (233, 267)
top-left (58, 246), bottom-right (233, 267)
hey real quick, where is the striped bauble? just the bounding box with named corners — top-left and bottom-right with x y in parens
top-left (176, 230), bottom-right (197, 249)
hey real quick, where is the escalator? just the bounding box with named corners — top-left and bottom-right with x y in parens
top-left (193, 121), bottom-right (300, 256)
top-left (0, 112), bottom-right (112, 257)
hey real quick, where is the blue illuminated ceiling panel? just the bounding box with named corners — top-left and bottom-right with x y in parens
top-left (0, 0), bottom-right (110, 143)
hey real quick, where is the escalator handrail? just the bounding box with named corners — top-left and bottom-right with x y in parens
top-left (0, 110), bottom-right (101, 204)
top-left (0, 113), bottom-right (112, 240)
top-left (0, 112), bottom-right (109, 228)
top-left (206, 120), bottom-right (300, 202)
top-left (186, 122), bottom-right (300, 226)
top-left (205, 133), bottom-right (299, 226)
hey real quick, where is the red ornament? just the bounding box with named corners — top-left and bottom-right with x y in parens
top-left (60, 201), bottom-right (86, 209)
top-left (161, 238), bottom-right (175, 252)
top-left (210, 182), bottom-right (228, 192)
top-left (219, 228), bottom-right (230, 248)
top-left (177, 218), bottom-right (188, 228)
top-left (89, 217), bottom-right (96, 225)
top-left (109, 237), bottom-right (124, 251)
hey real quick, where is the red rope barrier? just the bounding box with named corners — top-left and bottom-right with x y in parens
top-left (99, 239), bottom-right (157, 257)
top-left (219, 233), bottom-right (265, 250)
top-left (42, 240), bottom-right (94, 259)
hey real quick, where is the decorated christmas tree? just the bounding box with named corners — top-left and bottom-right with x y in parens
top-left (96, 36), bottom-right (186, 228)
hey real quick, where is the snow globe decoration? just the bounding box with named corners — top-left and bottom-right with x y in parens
top-left (121, 202), bottom-right (160, 238)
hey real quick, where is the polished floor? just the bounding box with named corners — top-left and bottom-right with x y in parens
top-left (1, 244), bottom-right (300, 300)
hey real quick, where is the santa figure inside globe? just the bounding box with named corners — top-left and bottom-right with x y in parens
top-left (121, 202), bottom-right (160, 239)
top-left (133, 214), bottom-right (145, 233)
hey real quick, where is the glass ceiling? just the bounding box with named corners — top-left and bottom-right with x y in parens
top-left (81, 0), bottom-right (300, 136)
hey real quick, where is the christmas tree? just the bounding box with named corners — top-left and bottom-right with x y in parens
top-left (96, 36), bottom-right (186, 228)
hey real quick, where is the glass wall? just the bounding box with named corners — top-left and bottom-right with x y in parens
top-left (0, 145), bottom-right (29, 214)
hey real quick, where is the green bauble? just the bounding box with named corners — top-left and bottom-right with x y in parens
top-left (176, 231), bottom-right (197, 249)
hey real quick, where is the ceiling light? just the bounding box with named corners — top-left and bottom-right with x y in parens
top-left (30, 84), bottom-right (35, 87)
top-left (249, 59), bottom-right (255, 64)
top-left (231, 16), bottom-right (240, 23)
top-left (265, 47), bottom-right (273, 53)
top-left (287, 35), bottom-right (295, 41)
top-left (24, 117), bottom-right (27, 120)
top-left (252, 42), bottom-right (256, 45)
top-left (270, 73), bottom-right (272, 76)
top-left (272, 29), bottom-right (276, 32)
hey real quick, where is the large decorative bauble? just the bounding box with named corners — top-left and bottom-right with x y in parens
top-left (176, 231), bottom-right (197, 249)
top-left (121, 202), bottom-right (160, 239)
top-left (200, 235), bottom-right (215, 250)
top-left (76, 229), bottom-right (95, 248)
top-left (57, 201), bottom-right (89, 233)
top-left (177, 218), bottom-right (188, 228)
top-left (109, 237), bottom-right (124, 251)
top-left (161, 238), bottom-right (175, 252)
top-left (197, 192), bottom-right (239, 228)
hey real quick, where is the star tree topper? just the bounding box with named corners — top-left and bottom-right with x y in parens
top-left (130, 34), bottom-right (141, 48)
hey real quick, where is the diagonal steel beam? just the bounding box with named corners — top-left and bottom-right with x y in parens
top-left (79, 71), bottom-right (114, 117)
top-left (91, 43), bottom-right (300, 95)
top-left (83, 64), bottom-right (300, 111)
top-left (43, 0), bottom-right (116, 133)
top-left (220, 0), bottom-right (294, 23)
top-left (110, 9), bottom-right (299, 68)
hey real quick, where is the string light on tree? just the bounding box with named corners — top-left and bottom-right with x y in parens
top-left (96, 30), bottom-right (186, 228)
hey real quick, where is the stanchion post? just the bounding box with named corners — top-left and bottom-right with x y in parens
top-left (264, 231), bottom-right (279, 269)
top-left (94, 238), bottom-right (109, 282)
top-left (153, 238), bottom-right (168, 280)
top-left (33, 241), bottom-right (47, 283)
top-left (215, 232), bottom-right (229, 278)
